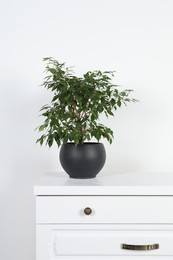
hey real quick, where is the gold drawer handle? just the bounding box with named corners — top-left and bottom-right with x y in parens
top-left (84, 207), bottom-right (92, 215)
top-left (121, 243), bottom-right (159, 251)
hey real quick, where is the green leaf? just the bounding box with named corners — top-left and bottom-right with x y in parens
top-left (36, 135), bottom-right (46, 146)
top-left (110, 98), bottom-right (116, 106)
top-left (52, 95), bottom-right (59, 102)
top-left (117, 98), bottom-right (121, 107)
top-left (107, 110), bottom-right (114, 116)
top-left (47, 135), bottom-right (53, 147)
top-left (39, 125), bottom-right (45, 132)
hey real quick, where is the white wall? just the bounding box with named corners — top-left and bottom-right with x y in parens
top-left (1, 0), bottom-right (173, 259)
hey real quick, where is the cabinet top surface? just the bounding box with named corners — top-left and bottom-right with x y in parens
top-left (34, 172), bottom-right (173, 195)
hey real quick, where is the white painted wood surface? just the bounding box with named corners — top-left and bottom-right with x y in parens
top-left (35, 172), bottom-right (173, 259)
top-left (37, 225), bottom-right (173, 256)
top-left (34, 172), bottom-right (173, 195)
top-left (36, 195), bottom-right (173, 224)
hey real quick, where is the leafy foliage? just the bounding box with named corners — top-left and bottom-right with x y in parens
top-left (36, 57), bottom-right (137, 147)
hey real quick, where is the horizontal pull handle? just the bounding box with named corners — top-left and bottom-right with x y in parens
top-left (121, 243), bottom-right (159, 251)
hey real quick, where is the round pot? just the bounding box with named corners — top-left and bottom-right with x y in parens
top-left (59, 142), bottom-right (106, 179)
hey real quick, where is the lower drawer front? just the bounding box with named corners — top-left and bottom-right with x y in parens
top-left (37, 225), bottom-right (173, 257)
top-left (49, 230), bottom-right (173, 256)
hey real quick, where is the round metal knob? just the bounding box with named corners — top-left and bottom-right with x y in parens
top-left (84, 207), bottom-right (92, 215)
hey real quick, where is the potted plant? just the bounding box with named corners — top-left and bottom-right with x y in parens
top-left (36, 57), bottom-right (137, 179)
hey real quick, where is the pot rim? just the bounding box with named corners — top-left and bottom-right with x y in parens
top-left (63, 142), bottom-right (103, 145)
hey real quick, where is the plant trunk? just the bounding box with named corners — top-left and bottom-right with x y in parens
top-left (79, 138), bottom-right (84, 144)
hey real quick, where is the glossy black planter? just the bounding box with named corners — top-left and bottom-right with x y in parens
top-left (59, 142), bottom-right (106, 179)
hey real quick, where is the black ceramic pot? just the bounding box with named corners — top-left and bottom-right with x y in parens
top-left (59, 142), bottom-right (106, 179)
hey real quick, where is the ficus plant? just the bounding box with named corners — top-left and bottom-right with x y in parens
top-left (36, 57), bottom-right (137, 147)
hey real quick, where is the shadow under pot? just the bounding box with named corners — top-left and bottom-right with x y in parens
top-left (59, 142), bottom-right (106, 179)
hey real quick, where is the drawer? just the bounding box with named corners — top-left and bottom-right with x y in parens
top-left (36, 196), bottom-right (173, 224)
top-left (36, 224), bottom-right (173, 257)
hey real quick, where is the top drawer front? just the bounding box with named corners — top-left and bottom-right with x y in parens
top-left (36, 196), bottom-right (173, 224)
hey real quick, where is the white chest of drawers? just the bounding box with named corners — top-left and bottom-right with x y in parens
top-left (34, 172), bottom-right (173, 260)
